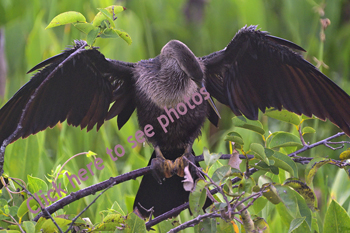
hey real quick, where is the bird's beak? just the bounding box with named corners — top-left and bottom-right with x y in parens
top-left (199, 82), bottom-right (221, 119)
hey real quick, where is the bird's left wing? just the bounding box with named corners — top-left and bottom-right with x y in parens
top-left (0, 40), bottom-right (135, 147)
top-left (201, 26), bottom-right (350, 135)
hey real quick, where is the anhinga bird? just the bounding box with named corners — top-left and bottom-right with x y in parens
top-left (1, 26), bottom-right (350, 218)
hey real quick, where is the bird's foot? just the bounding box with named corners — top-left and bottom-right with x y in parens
top-left (173, 146), bottom-right (195, 177)
top-left (150, 147), bottom-right (174, 184)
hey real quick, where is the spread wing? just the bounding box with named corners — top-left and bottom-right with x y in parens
top-left (202, 25), bottom-right (350, 135)
top-left (0, 40), bottom-right (135, 147)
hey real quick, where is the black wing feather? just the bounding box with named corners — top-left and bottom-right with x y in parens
top-left (0, 41), bottom-right (135, 146)
top-left (202, 25), bottom-right (350, 135)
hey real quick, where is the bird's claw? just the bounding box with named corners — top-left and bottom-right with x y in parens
top-left (151, 146), bottom-right (195, 182)
top-left (173, 152), bottom-right (195, 177)
top-left (150, 157), bottom-right (174, 184)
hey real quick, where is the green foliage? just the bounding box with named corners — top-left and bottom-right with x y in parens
top-left (46, 5), bottom-right (131, 46)
top-left (323, 200), bottom-right (350, 232)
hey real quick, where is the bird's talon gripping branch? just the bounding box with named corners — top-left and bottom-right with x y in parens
top-left (150, 158), bottom-right (174, 183)
top-left (150, 146), bottom-right (175, 183)
top-left (174, 144), bottom-right (196, 177)
top-left (173, 156), bottom-right (189, 177)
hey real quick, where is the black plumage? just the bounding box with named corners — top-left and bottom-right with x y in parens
top-left (1, 26), bottom-right (350, 218)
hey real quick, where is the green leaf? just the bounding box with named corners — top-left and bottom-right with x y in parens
top-left (22, 221), bottom-right (35, 233)
top-left (86, 27), bottom-right (100, 46)
top-left (232, 116), bottom-right (265, 135)
top-left (267, 132), bottom-right (302, 149)
top-left (46, 11), bottom-right (86, 29)
top-left (270, 152), bottom-right (298, 177)
top-left (9, 206), bottom-right (18, 217)
top-left (216, 218), bottom-right (237, 232)
top-left (288, 217), bottom-right (306, 233)
top-left (0, 199), bottom-right (7, 208)
top-left (250, 143), bottom-right (269, 165)
top-left (306, 158), bottom-right (331, 186)
top-left (302, 127), bottom-right (316, 135)
top-left (275, 185), bottom-right (298, 218)
top-left (301, 114), bottom-right (318, 120)
top-left (212, 165), bottom-right (242, 184)
top-left (264, 148), bottom-right (275, 158)
top-left (189, 180), bottom-right (207, 217)
top-left (252, 197), bottom-right (268, 214)
top-left (27, 175), bottom-right (48, 194)
top-left (340, 148), bottom-right (350, 160)
top-left (18, 197), bottom-right (44, 218)
top-left (100, 28), bottom-right (120, 38)
top-left (113, 29), bottom-right (132, 45)
top-left (203, 148), bottom-right (222, 168)
top-left (295, 194), bottom-right (312, 231)
top-left (197, 218), bottom-right (217, 233)
top-left (254, 217), bottom-right (270, 232)
top-left (116, 213), bottom-right (146, 233)
top-left (158, 219), bottom-right (179, 233)
top-left (73, 22), bottom-right (96, 34)
top-left (224, 132), bottom-right (244, 148)
top-left (258, 175), bottom-right (274, 187)
top-left (212, 165), bottom-right (231, 184)
top-left (262, 184), bottom-right (281, 205)
top-left (40, 218), bottom-right (71, 232)
top-left (238, 176), bottom-right (255, 195)
top-left (17, 201), bottom-right (29, 219)
top-left (97, 8), bottom-right (116, 28)
top-left (34, 217), bottom-right (46, 233)
top-left (265, 109), bottom-right (301, 126)
top-left (324, 199), bottom-right (350, 232)
top-left (283, 178), bottom-right (317, 211)
top-left (111, 201), bottom-right (126, 216)
top-left (251, 161), bottom-right (279, 175)
top-left (92, 5), bottom-right (126, 28)
top-left (93, 214), bottom-right (125, 231)
top-left (108, 5), bottom-right (126, 15)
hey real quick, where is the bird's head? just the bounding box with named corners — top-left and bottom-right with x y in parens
top-left (160, 40), bottom-right (204, 86)
top-left (160, 40), bottom-right (221, 118)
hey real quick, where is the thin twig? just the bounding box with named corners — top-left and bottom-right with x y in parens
top-left (54, 152), bottom-right (91, 184)
top-left (10, 178), bottom-right (63, 233)
top-left (290, 132), bottom-right (346, 157)
top-left (232, 191), bottom-right (264, 210)
top-left (298, 126), bottom-right (308, 146)
top-left (183, 156), bottom-right (233, 218)
top-left (146, 167), bottom-right (258, 229)
top-left (168, 188), bottom-right (265, 233)
top-left (8, 214), bottom-right (25, 233)
top-left (168, 212), bottom-right (223, 233)
top-left (65, 179), bottom-right (116, 233)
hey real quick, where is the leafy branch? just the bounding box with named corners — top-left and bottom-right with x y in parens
top-left (8, 131), bottom-right (342, 232)
top-left (46, 5), bottom-right (131, 46)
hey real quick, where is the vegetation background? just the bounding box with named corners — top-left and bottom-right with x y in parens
top-left (0, 0), bottom-right (350, 232)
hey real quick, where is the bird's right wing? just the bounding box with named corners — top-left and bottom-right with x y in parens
top-left (0, 40), bottom-right (135, 147)
top-left (202, 26), bottom-right (350, 135)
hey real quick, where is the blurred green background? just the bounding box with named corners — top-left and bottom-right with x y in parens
top-left (1, 0), bottom-right (350, 232)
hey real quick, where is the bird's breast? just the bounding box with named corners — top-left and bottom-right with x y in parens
top-left (133, 63), bottom-right (208, 151)
top-left (134, 62), bottom-right (198, 108)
